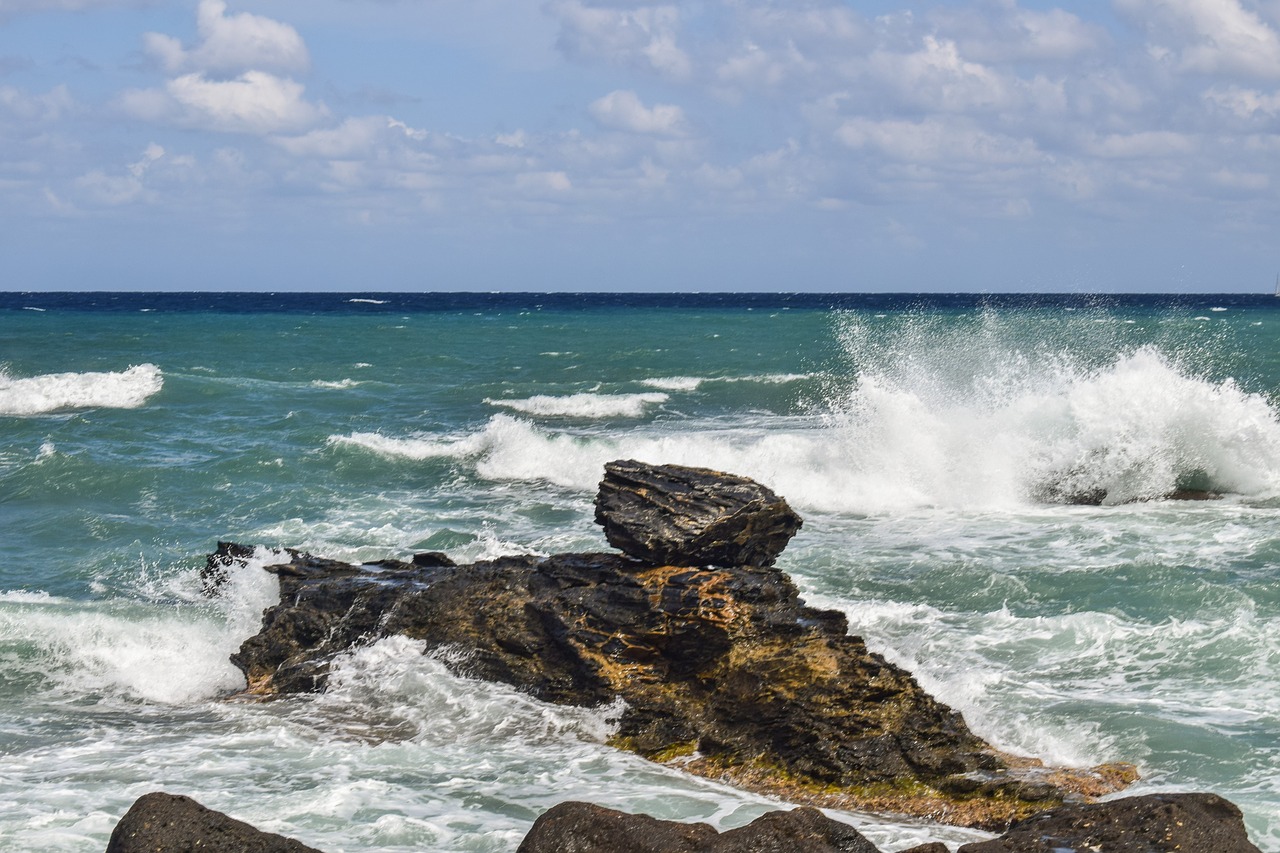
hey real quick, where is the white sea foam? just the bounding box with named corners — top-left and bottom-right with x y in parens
top-left (484, 392), bottom-right (668, 418)
top-left (311, 378), bottom-right (361, 390)
top-left (0, 364), bottom-right (163, 416)
top-left (0, 548), bottom-right (280, 704)
top-left (347, 298), bottom-right (388, 304)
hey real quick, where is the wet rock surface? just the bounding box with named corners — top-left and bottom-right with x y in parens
top-left (516, 803), bottom-right (880, 853)
top-left (955, 792), bottom-right (1262, 853)
top-left (106, 792), bottom-right (323, 853)
top-left (594, 460), bottom-right (803, 567)
top-left (220, 462), bottom-right (1134, 831)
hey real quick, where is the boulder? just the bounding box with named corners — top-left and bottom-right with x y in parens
top-left (105, 792), bottom-right (323, 853)
top-left (956, 793), bottom-right (1262, 853)
top-left (516, 803), bottom-right (879, 853)
top-left (594, 459), bottom-right (802, 567)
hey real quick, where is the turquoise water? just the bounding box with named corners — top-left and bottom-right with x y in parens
top-left (2, 294), bottom-right (1278, 851)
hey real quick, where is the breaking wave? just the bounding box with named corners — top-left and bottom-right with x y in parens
top-left (0, 364), bottom-right (163, 416)
top-left (331, 313), bottom-right (1280, 513)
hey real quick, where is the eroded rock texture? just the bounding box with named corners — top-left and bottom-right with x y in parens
top-left (594, 460), bottom-right (802, 567)
top-left (226, 545), bottom-right (1127, 829)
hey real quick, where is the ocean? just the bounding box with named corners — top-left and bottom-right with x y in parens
top-left (1, 292), bottom-right (1277, 852)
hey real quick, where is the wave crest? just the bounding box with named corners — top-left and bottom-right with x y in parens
top-left (0, 364), bottom-right (163, 416)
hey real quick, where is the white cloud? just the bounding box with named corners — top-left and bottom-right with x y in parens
top-left (0, 84), bottom-right (73, 122)
top-left (935, 3), bottom-right (1106, 63)
top-left (73, 142), bottom-right (165, 206)
top-left (1084, 130), bottom-right (1197, 158)
top-left (868, 36), bottom-right (1016, 112)
top-left (1117, 0), bottom-right (1280, 78)
top-left (143, 0), bottom-right (309, 74)
top-left (121, 71), bottom-right (327, 135)
top-left (836, 116), bottom-right (1042, 166)
top-left (273, 115), bottom-right (428, 158)
top-left (1205, 84), bottom-right (1280, 116)
top-left (588, 89), bottom-right (688, 136)
top-left (548, 1), bottom-right (692, 79)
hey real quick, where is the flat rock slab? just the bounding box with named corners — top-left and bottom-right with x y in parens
top-left (106, 792), bottom-right (323, 853)
top-left (516, 803), bottom-right (880, 853)
top-left (594, 459), bottom-right (802, 567)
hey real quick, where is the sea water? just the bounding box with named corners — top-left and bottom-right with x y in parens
top-left (1, 292), bottom-right (1277, 852)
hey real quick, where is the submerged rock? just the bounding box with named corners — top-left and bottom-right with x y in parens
top-left (105, 792), bottom-right (323, 853)
top-left (516, 803), bottom-right (879, 853)
top-left (594, 459), bottom-right (802, 567)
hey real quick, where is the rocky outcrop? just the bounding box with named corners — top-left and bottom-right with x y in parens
top-left (955, 793), bottom-right (1261, 853)
top-left (516, 803), bottom-right (879, 853)
top-left (594, 460), bottom-right (802, 567)
top-left (105, 792), bottom-right (323, 853)
top-left (224, 552), bottom-right (1128, 825)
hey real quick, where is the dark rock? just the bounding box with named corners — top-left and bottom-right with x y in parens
top-left (202, 541), bottom-right (259, 593)
top-left (956, 793), bottom-right (1262, 853)
top-left (900, 845), bottom-right (949, 853)
top-left (594, 459), bottom-right (802, 567)
top-left (105, 792), bottom-right (324, 853)
top-left (412, 550), bottom-right (456, 567)
top-left (516, 803), bottom-right (880, 853)
top-left (225, 544), bottom-right (1128, 829)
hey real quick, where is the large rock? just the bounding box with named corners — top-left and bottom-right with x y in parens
top-left (956, 793), bottom-right (1262, 853)
top-left (594, 460), bottom-right (802, 567)
top-left (105, 792), bottom-right (323, 853)
top-left (225, 546), bottom-right (1130, 829)
top-left (516, 803), bottom-right (880, 853)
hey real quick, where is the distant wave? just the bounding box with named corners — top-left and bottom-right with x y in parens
top-left (0, 364), bottom-right (163, 416)
top-left (311, 378), bottom-right (362, 390)
top-left (484, 392), bottom-right (668, 418)
top-left (641, 374), bottom-right (812, 392)
top-left (347, 298), bottom-right (388, 305)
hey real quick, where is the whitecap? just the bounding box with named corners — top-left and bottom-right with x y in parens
top-left (484, 392), bottom-right (668, 418)
top-left (311, 379), bottom-right (361, 390)
top-left (0, 364), bottom-right (163, 416)
top-left (347, 298), bottom-right (388, 305)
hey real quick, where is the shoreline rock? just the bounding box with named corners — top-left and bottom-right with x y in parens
top-left (220, 466), bottom-right (1131, 830)
top-left (104, 792), bottom-right (1263, 853)
top-left (106, 792), bottom-right (323, 853)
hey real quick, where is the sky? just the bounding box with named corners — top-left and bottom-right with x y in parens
top-left (1, 0), bottom-right (1279, 292)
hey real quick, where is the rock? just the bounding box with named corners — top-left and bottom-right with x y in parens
top-left (516, 803), bottom-right (880, 853)
top-left (225, 545), bottom-right (1128, 829)
top-left (594, 459), bottom-right (802, 567)
top-left (956, 793), bottom-right (1262, 853)
top-left (105, 792), bottom-right (324, 853)
top-left (900, 845), bottom-right (949, 853)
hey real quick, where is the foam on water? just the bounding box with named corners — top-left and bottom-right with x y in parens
top-left (0, 548), bottom-right (279, 704)
top-left (0, 364), bottom-right (163, 416)
top-left (484, 391), bottom-right (668, 418)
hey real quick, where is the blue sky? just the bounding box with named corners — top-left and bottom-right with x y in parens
top-left (1, 0), bottom-right (1278, 292)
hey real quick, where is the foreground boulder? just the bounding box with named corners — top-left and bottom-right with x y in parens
top-left (594, 460), bottom-right (802, 567)
top-left (516, 803), bottom-right (879, 853)
top-left (106, 792), bottom-right (323, 853)
top-left (514, 794), bottom-right (1263, 853)
top-left (956, 792), bottom-right (1262, 852)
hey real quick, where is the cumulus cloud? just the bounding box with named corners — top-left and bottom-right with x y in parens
top-left (143, 0), bottom-right (309, 74)
top-left (588, 89), bottom-right (688, 136)
top-left (934, 3), bottom-right (1106, 63)
top-left (121, 71), bottom-right (327, 134)
top-left (74, 142), bottom-right (164, 206)
top-left (1117, 0), bottom-right (1280, 78)
top-left (549, 0), bottom-right (692, 79)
